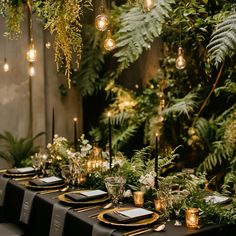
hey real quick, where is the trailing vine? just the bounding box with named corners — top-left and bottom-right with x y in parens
top-left (37, 0), bottom-right (92, 88)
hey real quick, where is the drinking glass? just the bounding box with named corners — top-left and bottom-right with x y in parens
top-left (61, 165), bottom-right (71, 185)
top-left (104, 176), bottom-right (126, 206)
top-left (171, 190), bottom-right (186, 226)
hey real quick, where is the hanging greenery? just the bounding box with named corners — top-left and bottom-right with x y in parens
top-left (35, 0), bottom-right (92, 88)
top-left (0, 0), bottom-right (24, 38)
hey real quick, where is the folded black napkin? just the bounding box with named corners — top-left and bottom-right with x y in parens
top-left (65, 190), bottom-right (107, 202)
top-left (28, 176), bottom-right (64, 186)
top-left (103, 208), bottom-right (153, 223)
top-left (7, 167), bottom-right (36, 174)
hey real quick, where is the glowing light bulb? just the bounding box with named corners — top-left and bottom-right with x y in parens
top-left (176, 46), bottom-right (186, 70)
top-left (3, 58), bottom-right (9, 72)
top-left (104, 30), bottom-right (116, 51)
top-left (143, 0), bottom-right (155, 11)
top-left (95, 13), bottom-right (109, 31)
top-left (29, 65), bottom-right (36, 77)
top-left (26, 43), bottom-right (37, 62)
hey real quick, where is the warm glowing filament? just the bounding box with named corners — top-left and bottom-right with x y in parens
top-left (27, 44), bottom-right (37, 62)
top-left (3, 58), bottom-right (9, 72)
top-left (29, 66), bottom-right (36, 77)
top-left (95, 14), bottom-right (109, 32)
top-left (104, 30), bottom-right (116, 51)
top-left (176, 46), bottom-right (186, 70)
top-left (74, 117), bottom-right (77, 122)
top-left (143, 0), bottom-right (155, 11)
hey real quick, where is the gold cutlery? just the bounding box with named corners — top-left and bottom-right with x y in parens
top-left (124, 223), bottom-right (166, 236)
top-left (39, 186), bottom-right (69, 195)
top-left (123, 227), bottom-right (148, 236)
top-left (88, 202), bottom-right (113, 218)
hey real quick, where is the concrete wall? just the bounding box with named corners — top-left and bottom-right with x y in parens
top-left (0, 13), bottom-right (83, 167)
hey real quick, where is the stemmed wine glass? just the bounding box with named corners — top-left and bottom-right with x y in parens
top-left (171, 190), bottom-right (186, 226)
top-left (104, 176), bottom-right (126, 206)
top-left (61, 165), bottom-right (72, 185)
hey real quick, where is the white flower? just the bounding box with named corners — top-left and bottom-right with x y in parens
top-left (123, 189), bottom-right (132, 198)
top-left (138, 171), bottom-right (156, 189)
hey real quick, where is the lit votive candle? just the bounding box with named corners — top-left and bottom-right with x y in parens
top-left (154, 198), bottom-right (164, 211)
top-left (185, 208), bottom-right (199, 228)
top-left (78, 174), bottom-right (86, 185)
top-left (134, 191), bottom-right (144, 207)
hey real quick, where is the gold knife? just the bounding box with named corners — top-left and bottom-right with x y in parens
top-left (123, 227), bottom-right (149, 236)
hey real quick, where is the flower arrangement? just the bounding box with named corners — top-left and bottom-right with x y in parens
top-left (47, 134), bottom-right (92, 177)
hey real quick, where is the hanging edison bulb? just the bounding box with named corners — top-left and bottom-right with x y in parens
top-left (29, 65), bottom-right (36, 77)
top-left (3, 58), bottom-right (9, 72)
top-left (176, 46), bottom-right (186, 70)
top-left (26, 40), bottom-right (37, 62)
top-left (95, 5), bottom-right (109, 32)
top-left (143, 0), bottom-right (155, 11)
top-left (104, 30), bottom-right (116, 51)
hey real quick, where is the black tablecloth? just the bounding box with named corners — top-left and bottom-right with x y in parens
top-left (0, 176), bottom-right (235, 236)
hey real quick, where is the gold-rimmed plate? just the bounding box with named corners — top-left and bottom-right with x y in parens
top-left (97, 207), bottom-right (159, 227)
top-left (25, 182), bottom-right (66, 190)
top-left (58, 190), bottom-right (110, 205)
top-left (4, 172), bottom-right (37, 178)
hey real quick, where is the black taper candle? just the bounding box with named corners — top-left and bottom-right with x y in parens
top-left (52, 108), bottom-right (55, 143)
top-left (108, 112), bottom-right (112, 168)
top-left (155, 134), bottom-right (159, 190)
top-left (74, 118), bottom-right (77, 151)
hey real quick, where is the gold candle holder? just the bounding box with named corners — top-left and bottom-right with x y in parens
top-left (185, 208), bottom-right (199, 228)
top-left (78, 174), bottom-right (87, 185)
top-left (154, 198), bottom-right (164, 211)
top-left (133, 191), bottom-right (144, 207)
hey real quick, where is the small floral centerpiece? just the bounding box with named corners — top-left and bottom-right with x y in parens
top-left (47, 134), bottom-right (92, 178)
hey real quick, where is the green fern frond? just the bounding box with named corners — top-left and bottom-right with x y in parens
top-left (131, 146), bottom-right (153, 161)
top-left (113, 124), bottom-right (140, 151)
top-left (215, 79), bottom-right (236, 96)
top-left (207, 12), bottom-right (236, 67)
top-left (163, 92), bottom-right (198, 118)
top-left (113, 0), bottom-right (175, 72)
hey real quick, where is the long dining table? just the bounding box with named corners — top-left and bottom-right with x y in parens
top-left (0, 174), bottom-right (235, 236)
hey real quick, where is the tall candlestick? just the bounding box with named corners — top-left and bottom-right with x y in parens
top-left (74, 117), bottom-right (77, 151)
top-left (52, 108), bottom-right (55, 143)
top-left (108, 112), bottom-right (112, 168)
top-left (155, 133), bottom-right (159, 190)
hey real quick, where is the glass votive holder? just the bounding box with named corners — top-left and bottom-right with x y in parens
top-left (133, 191), bottom-right (144, 207)
top-left (185, 208), bottom-right (199, 228)
top-left (154, 197), bottom-right (164, 212)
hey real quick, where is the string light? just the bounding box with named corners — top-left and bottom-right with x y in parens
top-left (3, 58), bottom-right (9, 72)
top-left (26, 0), bottom-right (37, 62)
top-left (28, 65), bottom-right (36, 77)
top-left (176, 46), bottom-right (186, 69)
top-left (176, 0), bottom-right (186, 70)
top-left (95, 0), bottom-right (109, 31)
top-left (143, 0), bottom-right (155, 11)
top-left (26, 40), bottom-right (37, 62)
top-left (104, 30), bottom-right (116, 51)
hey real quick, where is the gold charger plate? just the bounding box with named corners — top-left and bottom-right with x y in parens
top-left (4, 171), bottom-right (37, 178)
top-left (97, 207), bottom-right (159, 227)
top-left (25, 181), bottom-right (66, 190)
top-left (58, 190), bottom-right (110, 205)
